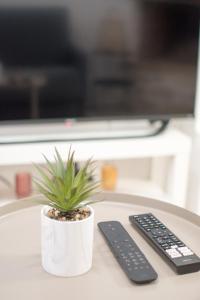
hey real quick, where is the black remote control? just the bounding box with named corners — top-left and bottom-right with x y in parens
top-left (98, 221), bottom-right (158, 284)
top-left (129, 213), bottom-right (200, 274)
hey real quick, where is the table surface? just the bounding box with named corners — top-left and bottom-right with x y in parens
top-left (0, 192), bottom-right (200, 300)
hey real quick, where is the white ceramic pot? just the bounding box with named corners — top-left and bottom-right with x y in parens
top-left (41, 205), bottom-right (94, 277)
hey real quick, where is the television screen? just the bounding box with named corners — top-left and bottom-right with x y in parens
top-left (0, 1), bottom-right (199, 122)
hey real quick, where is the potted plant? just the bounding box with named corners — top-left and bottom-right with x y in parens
top-left (35, 148), bottom-right (99, 277)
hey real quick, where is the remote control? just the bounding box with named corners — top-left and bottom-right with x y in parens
top-left (129, 213), bottom-right (200, 275)
top-left (98, 221), bottom-right (158, 284)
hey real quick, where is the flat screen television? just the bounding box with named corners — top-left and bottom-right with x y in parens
top-left (0, 1), bottom-right (199, 125)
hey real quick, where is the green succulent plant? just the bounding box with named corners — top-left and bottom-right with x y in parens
top-left (34, 148), bottom-right (100, 212)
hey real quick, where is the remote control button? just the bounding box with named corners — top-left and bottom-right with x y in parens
top-left (143, 224), bottom-right (149, 228)
top-left (156, 237), bottom-right (165, 244)
top-left (178, 246), bottom-right (190, 252)
top-left (162, 246), bottom-right (170, 250)
top-left (151, 229), bottom-right (166, 236)
top-left (177, 241), bottom-right (185, 246)
top-left (166, 249), bottom-right (182, 258)
top-left (171, 237), bottom-right (179, 242)
top-left (178, 247), bottom-right (193, 256)
top-left (160, 226), bottom-right (166, 229)
top-left (182, 252), bottom-right (193, 256)
top-left (171, 245), bottom-right (178, 249)
top-left (166, 239), bottom-right (172, 243)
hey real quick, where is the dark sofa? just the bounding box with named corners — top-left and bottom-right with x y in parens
top-left (0, 7), bottom-right (86, 120)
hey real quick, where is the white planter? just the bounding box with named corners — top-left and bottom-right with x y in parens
top-left (41, 205), bottom-right (94, 277)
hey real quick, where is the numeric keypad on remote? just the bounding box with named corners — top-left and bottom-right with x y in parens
top-left (129, 213), bottom-right (200, 274)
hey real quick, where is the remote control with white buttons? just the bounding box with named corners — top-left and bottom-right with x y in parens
top-left (98, 221), bottom-right (158, 284)
top-left (129, 213), bottom-right (200, 274)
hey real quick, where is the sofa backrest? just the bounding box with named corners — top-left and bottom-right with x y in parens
top-left (0, 7), bottom-right (70, 67)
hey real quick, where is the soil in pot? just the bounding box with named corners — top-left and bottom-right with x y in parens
top-left (47, 207), bottom-right (91, 221)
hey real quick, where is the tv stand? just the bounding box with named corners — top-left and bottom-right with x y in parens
top-left (0, 126), bottom-right (191, 209)
top-left (0, 119), bottom-right (169, 144)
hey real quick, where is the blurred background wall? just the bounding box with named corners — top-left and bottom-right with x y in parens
top-left (0, 0), bottom-right (140, 54)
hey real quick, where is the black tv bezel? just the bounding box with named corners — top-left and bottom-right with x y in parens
top-left (0, 111), bottom-right (194, 127)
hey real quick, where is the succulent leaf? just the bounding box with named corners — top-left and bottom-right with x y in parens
top-left (34, 148), bottom-right (100, 212)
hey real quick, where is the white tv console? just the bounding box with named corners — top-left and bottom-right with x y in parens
top-left (0, 123), bottom-right (191, 209)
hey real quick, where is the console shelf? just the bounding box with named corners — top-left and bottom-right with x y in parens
top-left (0, 128), bottom-right (191, 208)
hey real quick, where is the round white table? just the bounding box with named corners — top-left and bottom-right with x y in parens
top-left (0, 193), bottom-right (200, 299)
